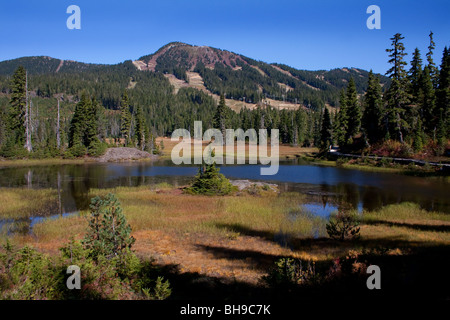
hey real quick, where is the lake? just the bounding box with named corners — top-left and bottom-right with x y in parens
top-left (1, 159), bottom-right (449, 234)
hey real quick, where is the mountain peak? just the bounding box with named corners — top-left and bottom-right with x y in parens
top-left (135, 42), bottom-right (246, 72)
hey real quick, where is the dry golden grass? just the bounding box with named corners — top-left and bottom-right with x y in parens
top-left (0, 159), bottom-right (85, 167)
top-left (156, 136), bottom-right (318, 160)
top-left (0, 188), bottom-right (58, 219)
top-left (4, 187), bottom-right (450, 285)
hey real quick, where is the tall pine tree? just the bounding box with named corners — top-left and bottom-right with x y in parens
top-left (134, 105), bottom-right (147, 151)
top-left (384, 33), bottom-right (410, 143)
top-left (408, 48), bottom-right (423, 105)
top-left (362, 71), bottom-right (384, 144)
top-left (436, 47), bottom-right (450, 145)
top-left (120, 91), bottom-right (132, 146)
top-left (335, 89), bottom-right (348, 146)
top-left (419, 66), bottom-right (436, 135)
top-left (214, 94), bottom-right (229, 136)
top-left (319, 107), bottom-right (332, 152)
top-left (345, 78), bottom-right (362, 144)
top-left (8, 66), bottom-right (27, 147)
top-left (426, 31), bottom-right (439, 89)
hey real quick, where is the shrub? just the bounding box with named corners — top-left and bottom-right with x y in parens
top-left (0, 226), bottom-right (171, 300)
top-left (66, 143), bottom-right (86, 158)
top-left (326, 211), bottom-right (360, 241)
top-left (88, 141), bottom-right (108, 157)
top-left (82, 193), bottom-right (135, 260)
top-left (262, 257), bottom-right (319, 288)
top-left (0, 241), bottom-right (63, 300)
top-left (185, 162), bottom-right (235, 196)
top-left (143, 276), bottom-right (172, 300)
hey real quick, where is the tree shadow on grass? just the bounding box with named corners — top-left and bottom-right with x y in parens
top-left (207, 222), bottom-right (450, 300)
top-left (213, 222), bottom-right (439, 253)
top-left (195, 244), bottom-right (289, 272)
top-left (139, 260), bottom-right (271, 300)
top-left (135, 222), bottom-right (450, 301)
top-left (363, 219), bottom-right (450, 233)
top-left (146, 242), bottom-right (450, 301)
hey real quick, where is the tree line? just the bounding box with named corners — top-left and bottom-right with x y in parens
top-left (320, 32), bottom-right (449, 156)
top-left (0, 32), bottom-right (448, 159)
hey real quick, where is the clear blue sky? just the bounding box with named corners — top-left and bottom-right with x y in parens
top-left (0, 0), bottom-right (449, 74)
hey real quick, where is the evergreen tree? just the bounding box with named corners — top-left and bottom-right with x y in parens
top-left (345, 78), bottom-right (362, 143)
top-left (68, 94), bottom-right (90, 156)
top-left (408, 48), bottom-right (423, 104)
top-left (384, 33), bottom-right (410, 143)
top-left (436, 109), bottom-right (446, 154)
top-left (319, 107), bottom-right (332, 152)
top-left (8, 66), bottom-right (27, 146)
top-left (426, 31), bottom-right (439, 88)
top-left (335, 89), bottom-right (348, 146)
top-left (362, 71), bottom-right (384, 144)
top-left (120, 91), bottom-right (132, 146)
top-left (82, 193), bottom-right (135, 260)
top-left (413, 117), bottom-right (424, 152)
top-left (134, 105), bottom-right (146, 151)
top-left (68, 94), bottom-right (105, 156)
top-left (86, 97), bottom-right (100, 148)
top-left (436, 47), bottom-right (450, 139)
top-left (214, 94), bottom-right (229, 136)
top-left (419, 66), bottom-right (436, 135)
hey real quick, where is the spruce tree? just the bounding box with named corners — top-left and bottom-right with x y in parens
top-left (362, 71), bottom-right (384, 144)
top-left (120, 91), bottom-right (132, 146)
top-left (426, 31), bottom-right (439, 89)
top-left (419, 66), bottom-right (436, 135)
top-left (319, 107), bottom-right (332, 152)
top-left (68, 94), bottom-right (89, 156)
top-left (8, 66), bottom-right (27, 146)
top-left (83, 193), bottom-right (135, 260)
top-left (87, 97), bottom-right (100, 149)
top-left (214, 94), bottom-right (229, 136)
top-left (408, 48), bottom-right (423, 104)
top-left (345, 78), bottom-right (362, 143)
top-left (384, 33), bottom-right (410, 143)
top-left (436, 47), bottom-right (449, 140)
top-left (134, 105), bottom-right (146, 151)
top-left (335, 89), bottom-right (348, 146)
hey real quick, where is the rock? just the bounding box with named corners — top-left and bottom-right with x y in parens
top-left (95, 147), bottom-right (158, 162)
top-left (230, 180), bottom-right (278, 192)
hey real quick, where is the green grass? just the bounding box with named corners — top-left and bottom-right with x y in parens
top-left (363, 202), bottom-right (450, 223)
top-left (0, 188), bottom-right (59, 219)
top-left (4, 186), bottom-right (450, 260)
top-left (0, 158), bottom-right (85, 168)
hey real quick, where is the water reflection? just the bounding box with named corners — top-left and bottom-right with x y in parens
top-left (0, 160), bottom-right (449, 235)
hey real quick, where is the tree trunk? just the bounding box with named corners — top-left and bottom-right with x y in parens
top-left (56, 99), bottom-right (61, 149)
top-left (24, 71), bottom-right (32, 152)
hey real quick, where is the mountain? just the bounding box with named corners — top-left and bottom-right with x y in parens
top-left (0, 42), bottom-right (390, 111)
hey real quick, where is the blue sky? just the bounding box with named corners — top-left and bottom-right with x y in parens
top-left (0, 0), bottom-right (449, 74)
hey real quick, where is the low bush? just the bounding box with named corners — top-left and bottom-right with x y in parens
top-left (0, 193), bottom-right (171, 300)
top-left (326, 210), bottom-right (360, 241)
top-left (261, 257), bottom-right (319, 288)
top-left (185, 162), bottom-right (235, 196)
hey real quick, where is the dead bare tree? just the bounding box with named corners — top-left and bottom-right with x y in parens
top-left (24, 71), bottom-right (32, 152)
top-left (56, 98), bottom-right (61, 149)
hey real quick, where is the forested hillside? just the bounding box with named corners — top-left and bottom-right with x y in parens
top-left (0, 34), bottom-right (448, 160)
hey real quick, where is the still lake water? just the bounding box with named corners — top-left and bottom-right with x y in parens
top-left (1, 159), bottom-right (449, 234)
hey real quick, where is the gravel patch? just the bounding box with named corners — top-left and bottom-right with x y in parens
top-left (95, 147), bottom-right (158, 162)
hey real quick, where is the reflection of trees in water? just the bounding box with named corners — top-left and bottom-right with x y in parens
top-left (334, 184), bottom-right (360, 211)
top-left (1, 164), bottom-right (449, 214)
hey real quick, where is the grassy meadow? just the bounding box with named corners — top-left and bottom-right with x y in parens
top-left (2, 183), bottom-right (450, 299)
